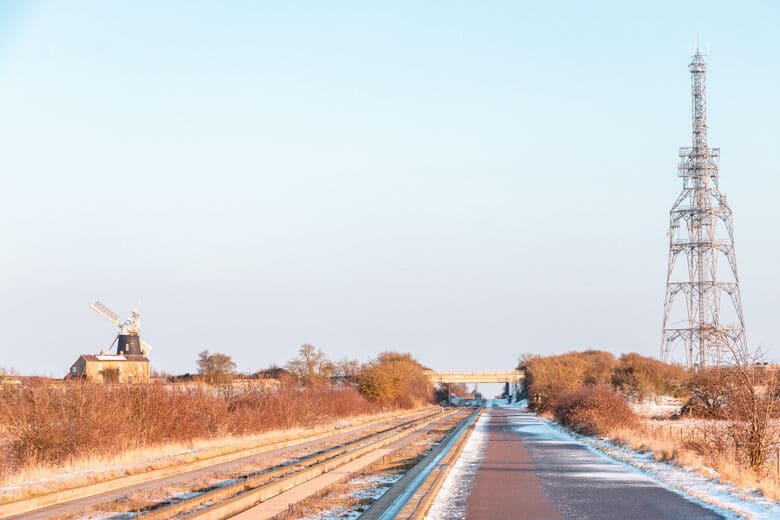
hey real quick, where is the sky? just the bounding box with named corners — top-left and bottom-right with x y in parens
top-left (1, 1), bottom-right (779, 378)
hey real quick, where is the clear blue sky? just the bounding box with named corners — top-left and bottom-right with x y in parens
top-left (1, 1), bottom-right (779, 376)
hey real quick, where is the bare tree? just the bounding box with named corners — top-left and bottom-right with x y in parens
top-left (715, 338), bottom-right (780, 470)
top-left (334, 358), bottom-right (361, 384)
top-left (196, 350), bottom-right (237, 385)
top-left (728, 371), bottom-right (778, 469)
top-left (285, 344), bottom-right (333, 386)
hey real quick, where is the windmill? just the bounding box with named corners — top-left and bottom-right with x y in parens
top-left (90, 300), bottom-right (152, 356)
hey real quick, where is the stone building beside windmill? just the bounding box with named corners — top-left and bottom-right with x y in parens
top-left (68, 301), bottom-right (152, 383)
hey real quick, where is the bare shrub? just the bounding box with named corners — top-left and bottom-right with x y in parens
top-left (553, 385), bottom-right (639, 436)
top-left (358, 352), bottom-right (433, 408)
top-left (680, 424), bottom-right (733, 459)
top-left (679, 370), bottom-right (729, 418)
top-left (721, 365), bottom-right (780, 470)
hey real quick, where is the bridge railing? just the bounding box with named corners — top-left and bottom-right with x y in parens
top-left (423, 370), bottom-right (524, 381)
top-left (423, 370), bottom-right (522, 376)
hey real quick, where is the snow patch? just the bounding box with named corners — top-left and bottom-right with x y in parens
top-left (423, 411), bottom-right (489, 520)
top-left (631, 396), bottom-right (684, 418)
top-left (298, 473), bottom-right (402, 520)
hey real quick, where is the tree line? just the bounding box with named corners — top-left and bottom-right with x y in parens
top-left (196, 345), bottom-right (433, 408)
top-left (0, 347), bottom-right (433, 477)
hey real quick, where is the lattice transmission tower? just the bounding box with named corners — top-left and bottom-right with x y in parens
top-left (661, 50), bottom-right (747, 370)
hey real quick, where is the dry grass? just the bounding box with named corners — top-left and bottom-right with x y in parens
top-left (605, 419), bottom-right (780, 501)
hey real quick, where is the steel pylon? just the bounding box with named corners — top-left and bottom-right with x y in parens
top-left (661, 51), bottom-right (747, 370)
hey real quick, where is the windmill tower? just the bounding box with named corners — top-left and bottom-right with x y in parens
top-left (90, 301), bottom-right (152, 356)
top-left (661, 50), bottom-right (747, 370)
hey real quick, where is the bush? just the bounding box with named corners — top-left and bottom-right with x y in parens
top-left (611, 353), bottom-right (691, 401)
top-left (553, 385), bottom-right (638, 436)
top-left (520, 350), bottom-right (617, 411)
top-left (679, 370), bottom-right (730, 418)
top-left (358, 352), bottom-right (433, 408)
top-left (521, 351), bottom-right (693, 410)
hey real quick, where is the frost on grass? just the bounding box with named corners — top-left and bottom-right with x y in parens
top-left (348, 473), bottom-right (403, 501)
top-left (299, 473), bottom-right (402, 520)
top-left (74, 512), bottom-right (136, 520)
top-left (424, 411), bottom-right (489, 520)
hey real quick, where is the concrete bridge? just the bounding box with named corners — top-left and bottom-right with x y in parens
top-left (423, 370), bottom-right (524, 385)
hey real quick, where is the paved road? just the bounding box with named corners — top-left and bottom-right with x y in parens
top-left (465, 408), bottom-right (724, 520)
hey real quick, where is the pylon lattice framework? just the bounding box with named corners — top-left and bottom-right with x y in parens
top-left (661, 51), bottom-right (747, 370)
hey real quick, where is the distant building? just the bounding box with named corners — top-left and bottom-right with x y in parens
top-left (68, 354), bottom-right (151, 383)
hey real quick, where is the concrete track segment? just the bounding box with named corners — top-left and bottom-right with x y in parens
top-left (362, 407), bottom-right (482, 520)
top-left (230, 410), bottom-right (470, 520)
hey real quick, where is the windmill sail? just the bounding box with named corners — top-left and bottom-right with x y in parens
top-left (90, 301), bottom-right (120, 325)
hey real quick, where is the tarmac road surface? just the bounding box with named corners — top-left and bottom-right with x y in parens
top-left (464, 407), bottom-right (724, 520)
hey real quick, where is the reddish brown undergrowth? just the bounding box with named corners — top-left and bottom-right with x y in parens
top-left (0, 380), bottom-right (378, 475)
top-left (553, 385), bottom-right (639, 436)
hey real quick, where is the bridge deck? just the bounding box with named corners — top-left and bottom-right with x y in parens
top-left (423, 370), bottom-right (524, 384)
